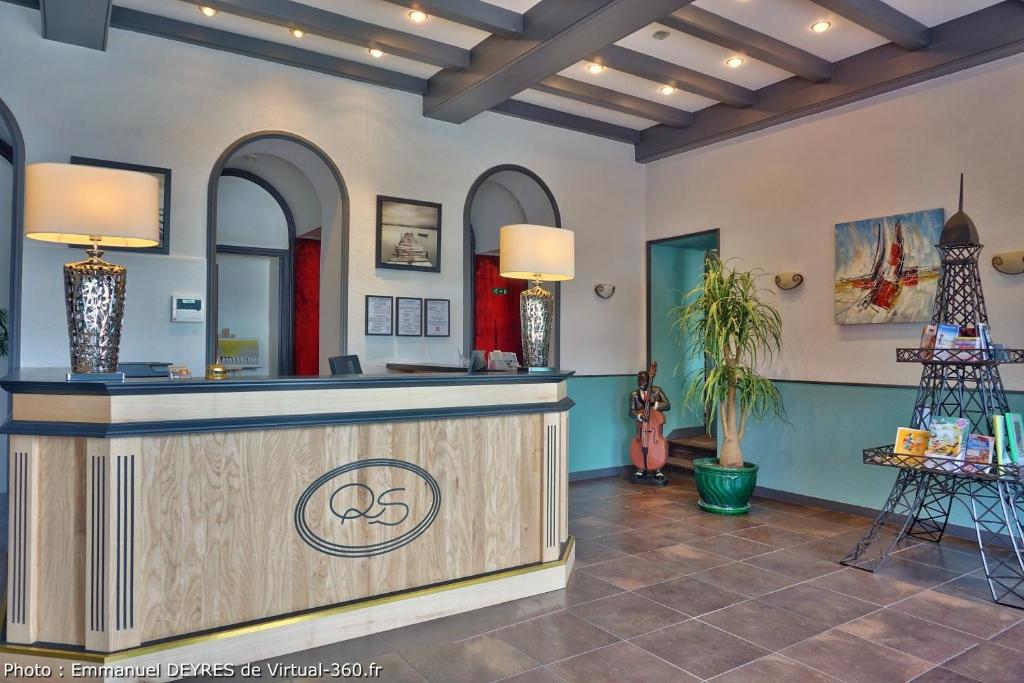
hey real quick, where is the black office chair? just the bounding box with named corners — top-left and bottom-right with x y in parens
top-left (329, 355), bottom-right (363, 375)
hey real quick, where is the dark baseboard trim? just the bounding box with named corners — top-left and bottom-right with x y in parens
top-left (569, 465), bottom-right (632, 482)
top-left (753, 484), bottom-right (981, 543)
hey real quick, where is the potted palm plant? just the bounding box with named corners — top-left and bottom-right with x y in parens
top-left (673, 256), bottom-right (784, 515)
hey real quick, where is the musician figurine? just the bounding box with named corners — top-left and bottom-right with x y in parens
top-left (629, 364), bottom-right (670, 485)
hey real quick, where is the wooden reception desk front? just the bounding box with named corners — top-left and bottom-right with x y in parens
top-left (0, 370), bottom-right (574, 678)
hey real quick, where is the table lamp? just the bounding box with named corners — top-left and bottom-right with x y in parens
top-left (25, 163), bottom-right (160, 380)
top-left (499, 224), bottom-right (575, 370)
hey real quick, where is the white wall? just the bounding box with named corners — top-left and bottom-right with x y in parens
top-left (216, 175), bottom-right (289, 249)
top-left (0, 2), bottom-right (645, 376)
top-left (225, 152), bottom-right (322, 239)
top-left (646, 53), bottom-right (1024, 391)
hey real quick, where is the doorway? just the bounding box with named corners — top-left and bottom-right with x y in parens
top-left (463, 166), bottom-right (561, 366)
top-left (646, 230), bottom-right (720, 461)
top-left (207, 133), bottom-right (349, 376)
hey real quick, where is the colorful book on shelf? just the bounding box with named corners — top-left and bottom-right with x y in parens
top-left (953, 337), bottom-right (981, 351)
top-left (894, 427), bottom-right (930, 456)
top-left (992, 415), bottom-right (1007, 467)
top-left (963, 433), bottom-right (994, 474)
top-left (933, 323), bottom-right (960, 360)
top-left (920, 323), bottom-right (937, 349)
top-left (1007, 412), bottom-right (1024, 464)
top-left (925, 421), bottom-right (965, 459)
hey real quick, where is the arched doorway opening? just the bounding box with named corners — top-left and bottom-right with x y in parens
top-left (0, 95), bottom-right (25, 630)
top-left (206, 132), bottom-right (349, 376)
top-left (463, 165), bottom-right (561, 366)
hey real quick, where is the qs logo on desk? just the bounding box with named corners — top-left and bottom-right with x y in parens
top-left (294, 458), bottom-right (441, 558)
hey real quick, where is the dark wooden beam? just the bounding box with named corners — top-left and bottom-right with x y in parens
top-left (635, 1), bottom-right (1024, 162)
top-left (424, 0), bottom-right (698, 123)
top-left (659, 6), bottom-right (833, 82)
top-left (812, 0), bottom-right (930, 51)
top-left (178, 0), bottom-right (469, 69)
top-left (591, 45), bottom-right (755, 107)
top-left (40, 0), bottom-right (111, 50)
top-left (109, 7), bottom-right (427, 94)
top-left (490, 100), bottom-right (641, 144)
top-left (534, 75), bottom-right (693, 127)
top-left (378, 0), bottom-right (523, 38)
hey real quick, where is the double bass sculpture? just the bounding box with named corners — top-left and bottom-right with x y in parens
top-left (629, 362), bottom-right (670, 485)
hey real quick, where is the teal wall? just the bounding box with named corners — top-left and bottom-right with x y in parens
top-left (648, 237), bottom-right (715, 432)
top-left (567, 375), bottom-right (635, 473)
top-left (568, 375), bottom-right (1024, 528)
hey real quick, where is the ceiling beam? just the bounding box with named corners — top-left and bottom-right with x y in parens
top-left (635, 1), bottom-right (1024, 162)
top-left (812, 0), bottom-right (930, 51)
top-left (534, 75), bottom-right (693, 127)
top-left (659, 6), bottom-right (833, 82)
top-left (109, 7), bottom-right (427, 94)
top-left (424, 0), bottom-right (698, 124)
top-left (591, 45), bottom-right (755, 107)
top-left (178, 0), bottom-right (469, 69)
top-left (40, 0), bottom-right (111, 50)
top-left (491, 100), bottom-right (641, 144)
top-left (378, 0), bottom-right (523, 39)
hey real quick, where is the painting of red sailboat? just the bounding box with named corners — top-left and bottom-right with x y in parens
top-left (834, 208), bottom-right (944, 324)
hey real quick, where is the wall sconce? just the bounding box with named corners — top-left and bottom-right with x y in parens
top-left (992, 251), bottom-right (1024, 275)
top-left (594, 283), bottom-right (616, 299)
top-left (775, 272), bottom-right (804, 291)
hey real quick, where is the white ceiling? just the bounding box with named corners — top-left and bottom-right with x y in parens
top-left (111, 0), bottom-right (1009, 139)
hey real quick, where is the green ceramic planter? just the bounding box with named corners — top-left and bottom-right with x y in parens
top-left (693, 457), bottom-right (759, 515)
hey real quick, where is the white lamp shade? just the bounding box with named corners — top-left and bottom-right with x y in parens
top-left (499, 224), bottom-right (575, 281)
top-left (25, 162), bottom-right (161, 248)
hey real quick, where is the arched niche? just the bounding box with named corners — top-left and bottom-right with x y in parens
top-left (206, 132), bottom-right (349, 375)
top-left (463, 165), bottom-right (561, 366)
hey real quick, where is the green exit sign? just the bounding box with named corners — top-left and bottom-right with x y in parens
top-left (492, 288), bottom-right (508, 295)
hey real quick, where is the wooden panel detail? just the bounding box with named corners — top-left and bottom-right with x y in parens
top-left (136, 415), bottom-right (544, 642)
top-left (6, 438), bottom-right (38, 644)
top-left (11, 382), bottom-right (564, 425)
top-left (541, 412), bottom-right (568, 562)
top-left (85, 438), bottom-right (142, 652)
top-left (7, 436), bottom-right (86, 646)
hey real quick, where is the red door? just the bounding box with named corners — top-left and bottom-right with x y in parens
top-left (473, 255), bottom-right (526, 360)
top-left (293, 238), bottom-right (320, 375)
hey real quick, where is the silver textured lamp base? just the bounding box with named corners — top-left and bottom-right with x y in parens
top-left (64, 247), bottom-right (127, 377)
top-left (520, 280), bottom-right (554, 369)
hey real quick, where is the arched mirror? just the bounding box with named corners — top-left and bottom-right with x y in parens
top-left (463, 166), bottom-right (561, 366)
top-left (207, 134), bottom-right (349, 376)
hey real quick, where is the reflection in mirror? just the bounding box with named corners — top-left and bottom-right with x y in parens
top-left (213, 139), bottom-right (344, 376)
top-left (465, 167), bottom-right (560, 367)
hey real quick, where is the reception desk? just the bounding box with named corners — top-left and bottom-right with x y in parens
top-left (0, 370), bottom-right (574, 678)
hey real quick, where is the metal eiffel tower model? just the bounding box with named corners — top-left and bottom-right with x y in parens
top-left (841, 176), bottom-right (1024, 608)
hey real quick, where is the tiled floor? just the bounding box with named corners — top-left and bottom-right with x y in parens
top-left (195, 477), bottom-right (1024, 681)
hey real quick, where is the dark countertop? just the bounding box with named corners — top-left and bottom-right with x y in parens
top-left (0, 368), bottom-right (575, 396)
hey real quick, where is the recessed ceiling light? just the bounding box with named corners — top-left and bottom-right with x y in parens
top-left (726, 56), bottom-right (744, 68)
top-left (811, 20), bottom-right (832, 33)
top-left (368, 48), bottom-right (385, 58)
top-left (408, 10), bottom-right (428, 23)
top-left (290, 28), bottom-right (305, 38)
top-left (652, 30), bottom-right (670, 41)
top-left (198, 6), bottom-right (218, 17)
top-left (586, 63), bottom-right (606, 74)
top-left (658, 85), bottom-right (675, 96)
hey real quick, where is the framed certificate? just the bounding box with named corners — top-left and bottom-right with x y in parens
top-left (424, 298), bottom-right (450, 337)
top-left (365, 295), bottom-right (394, 336)
top-left (396, 297), bottom-right (423, 337)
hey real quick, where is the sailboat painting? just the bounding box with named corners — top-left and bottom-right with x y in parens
top-left (834, 208), bottom-right (944, 324)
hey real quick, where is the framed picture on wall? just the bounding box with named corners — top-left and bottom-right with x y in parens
top-left (424, 298), bottom-right (450, 337)
top-left (70, 156), bottom-right (172, 255)
top-left (396, 297), bottom-right (423, 337)
top-left (375, 196), bottom-right (441, 273)
top-left (365, 295), bottom-right (394, 336)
